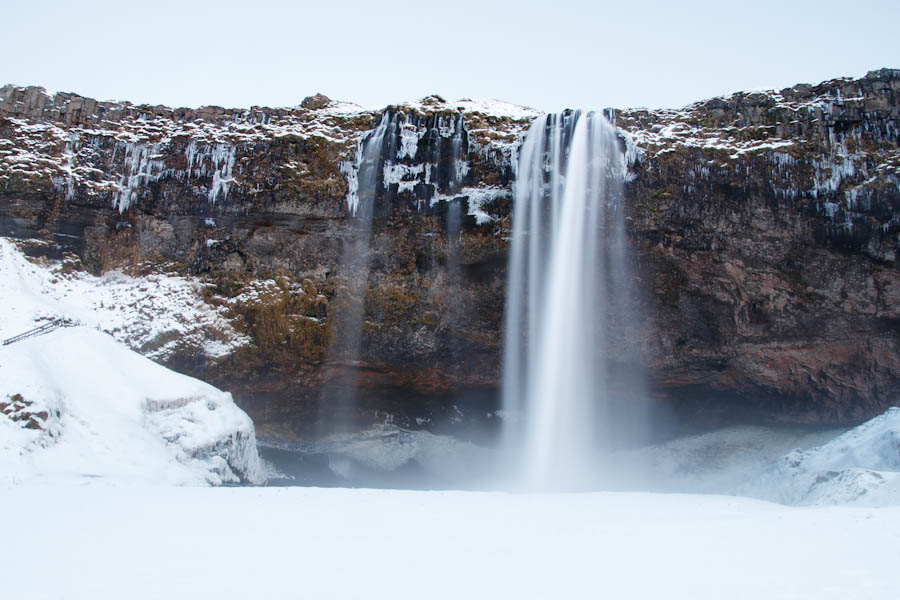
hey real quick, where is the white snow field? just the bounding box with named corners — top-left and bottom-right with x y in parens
top-left (2, 484), bottom-right (900, 600)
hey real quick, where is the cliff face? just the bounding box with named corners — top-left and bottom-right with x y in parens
top-left (615, 69), bottom-right (900, 425)
top-left (1, 71), bottom-right (898, 438)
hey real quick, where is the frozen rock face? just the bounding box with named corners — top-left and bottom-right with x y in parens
top-left (0, 71), bottom-right (898, 439)
top-left (616, 68), bottom-right (900, 425)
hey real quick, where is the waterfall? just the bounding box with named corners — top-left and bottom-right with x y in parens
top-left (318, 110), bottom-right (472, 438)
top-left (317, 112), bottom-right (393, 435)
top-left (501, 110), bottom-right (642, 490)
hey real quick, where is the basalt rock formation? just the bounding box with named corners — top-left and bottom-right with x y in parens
top-left (1, 70), bottom-right (898, 439)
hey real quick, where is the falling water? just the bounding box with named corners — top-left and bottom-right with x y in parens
top-left (319, 110), bottom-right (474, 438)
top-left (501, 110), bottom-right (641, 490)
top-left (317, 113), bottom-right (394, 435)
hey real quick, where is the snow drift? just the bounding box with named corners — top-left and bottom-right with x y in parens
top-left (0, 328), bottom-right (265, 485)
top-left (620, 408), bottom-right (900, 506)
top-left (0, 236), bottom-right (264, 485)
top-left (745, 407), bottom-right (900, 506)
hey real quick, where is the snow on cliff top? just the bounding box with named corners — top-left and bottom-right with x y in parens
top-left (393, 97), bottom-right (540, 120)
top-left (0, 86), bottom-right (541, 213)
top-left (0, 237), bottom-right (264, 486)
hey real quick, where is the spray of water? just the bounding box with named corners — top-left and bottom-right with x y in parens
top-left (501, 111), bottom-right (646, 490)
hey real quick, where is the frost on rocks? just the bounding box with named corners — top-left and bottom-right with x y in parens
top-left (614, 75), bottom-right (900, 242)
top-left (0, 392), bottom-right (62, 458)
top-left (0, 85), bottom-right (540, 222)
top-left (0, 238), bottom-right (249, 362)
top-left (745, 407), bottom-right (900, 506)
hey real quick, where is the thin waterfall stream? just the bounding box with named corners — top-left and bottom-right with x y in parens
top-left (316, 113), bottom-right (393, 435)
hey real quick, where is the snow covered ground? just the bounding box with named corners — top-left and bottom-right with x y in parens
top-left (2, 484), bottom-right (899, 600)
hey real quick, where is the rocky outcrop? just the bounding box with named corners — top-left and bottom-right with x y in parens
top-left (1, 71), bottom-right (898, 438)
top-left (616, 69), bottom-right (900, 424)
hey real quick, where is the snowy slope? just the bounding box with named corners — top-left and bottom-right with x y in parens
top-left (0, 236), bottom-right (264, 485)
top-left (743, 408), bottom-right (900, 506)
top-left (616, 424), bottom-right (845, 494)
top-left (614, 410), bottom-right (900, 506)
top-left (0, 237), bottom-right (247, 359)
top-left (0, 328), bottom-right (264, 485)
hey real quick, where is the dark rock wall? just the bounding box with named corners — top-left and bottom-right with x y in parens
top-left (1, 72), bottom-right (898, 438)
top-left (617, 69), bottom-right (900, 424)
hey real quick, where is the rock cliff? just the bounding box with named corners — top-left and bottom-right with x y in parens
top-left (1, 70), bottom-right (898, 439)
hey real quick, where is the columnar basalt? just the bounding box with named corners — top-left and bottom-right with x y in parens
top-left (1, 71), bottom-right (898, 439)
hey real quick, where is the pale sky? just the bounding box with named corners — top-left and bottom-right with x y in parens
top-left (3, 0), bottom-right (899, 113)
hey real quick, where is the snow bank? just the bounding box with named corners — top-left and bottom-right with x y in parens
top-left (0, 236), bottom-right (263, 485)
top-left (0, 328), bottom-right (264, 485)
top-left (746, 408), bottom-right (900, 506)
top-left (619, 408), bottom-right (900, 506)
top-left (617, 424), bottom-right (844, 495)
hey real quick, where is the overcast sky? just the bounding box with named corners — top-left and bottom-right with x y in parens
top-left (3, 0), bottom-right (899, 112)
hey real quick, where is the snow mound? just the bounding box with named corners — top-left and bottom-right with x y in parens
top-left (0, 328), bottom-right (264, 486)
top-left (616, 424), bottom-right (843, 495)
top-left (747, 408), bottom-right (900, 506)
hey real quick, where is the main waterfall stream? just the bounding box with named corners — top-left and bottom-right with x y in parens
top-left (501, 110), bottom-right (644, 490)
